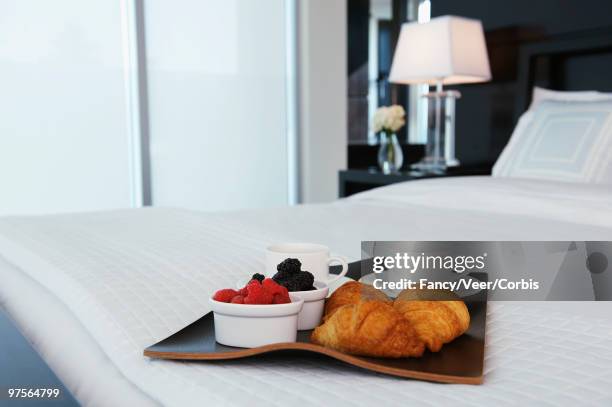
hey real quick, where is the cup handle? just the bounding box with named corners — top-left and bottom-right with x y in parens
top-left (327, 255), bottom-right (348, 283)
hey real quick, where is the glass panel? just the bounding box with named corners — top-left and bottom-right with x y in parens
top-left (0, 0), bottom-right (132, 214)
top-left (145, 0), bottom-right (289, 211)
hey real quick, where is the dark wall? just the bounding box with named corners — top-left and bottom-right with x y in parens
top-left (433, 0), bottom-right (612, 34)
top-left (431, 0), bottom-right (612, 165)
top-left (347, 0), bottom-right (369, 145)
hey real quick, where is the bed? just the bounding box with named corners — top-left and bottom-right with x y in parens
top-left (2, 30), bottom-right (612, 407)
top-left (0, 176), bottom-right (611, 406)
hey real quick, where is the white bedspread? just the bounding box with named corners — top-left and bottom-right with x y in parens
top-left (0, 177), bottom-right (611, 406)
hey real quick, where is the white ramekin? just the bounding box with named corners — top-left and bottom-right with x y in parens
top-left (292, 281), bottom-right (329, 330)
top-left (209, 294), bottom-right (304, 348)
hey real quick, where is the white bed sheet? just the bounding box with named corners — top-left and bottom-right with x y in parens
top-left (0, 255), bottom-right (157, 406)
top-left (0, 176), bottom-right (611, 406)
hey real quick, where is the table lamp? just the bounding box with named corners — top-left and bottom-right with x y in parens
top-left (389, 15), bottom-right (491, 172)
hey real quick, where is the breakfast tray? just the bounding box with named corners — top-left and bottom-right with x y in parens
top-left (144, 262), bottom-right (487, 384)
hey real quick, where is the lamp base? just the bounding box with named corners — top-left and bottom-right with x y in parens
top-left (411, 157), bottom-right (446, 174)
top-left (414, 87), bottom-right (461, 174)
top-left (445, 158), bottom-right (460, 167)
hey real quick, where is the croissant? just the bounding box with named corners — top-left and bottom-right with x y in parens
top-left (311, 289), bottom-right (425, 358)
top-left (393, 288), bottom-right (470, 352)
top-left (322, 280), bottom-right (390, 320)
top-left (311, 282), bottom-right (470, 358)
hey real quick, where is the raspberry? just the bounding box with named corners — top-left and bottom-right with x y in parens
top-left (219, 276), bottom-right (292, 305)
top-left (272, 293), bottom-right (291, 304)
top-left (262, 278), bottom-right (285, 295)
top-left (213, 288), bottom-right (238, 303)
top-left (277, 284), bottom-right (289, 298)
top-left (244, 281), bottom-right (273, 304)
top-left (238, 278), bottom-right (261, 297)
top-left (230, 295), bottom-right (245, 304)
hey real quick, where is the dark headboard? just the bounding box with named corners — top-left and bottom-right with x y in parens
top-left (514, 28), bottom-right (612, 121)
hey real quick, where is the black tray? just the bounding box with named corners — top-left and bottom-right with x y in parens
top-left (144, 262), bottom-right (487, 384)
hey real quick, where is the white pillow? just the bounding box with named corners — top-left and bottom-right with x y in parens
top-left (493, 100), bottom-right (612, 185)
top-left (529, 87), bottom-right (612, 110)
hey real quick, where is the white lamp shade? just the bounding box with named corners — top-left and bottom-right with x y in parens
top-left (389, 15), bottom-right (491, 85)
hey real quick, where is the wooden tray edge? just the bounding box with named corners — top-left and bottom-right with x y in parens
top-left (144, 341), bottom-right (483, 385)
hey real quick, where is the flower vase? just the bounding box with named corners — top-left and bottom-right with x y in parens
top-left (377, 132), bottom-right (403, 174)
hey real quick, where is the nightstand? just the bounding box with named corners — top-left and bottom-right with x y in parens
top-left (338, 165), bottom-right (492, 198)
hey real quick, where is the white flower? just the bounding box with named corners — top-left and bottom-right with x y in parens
top-left (371, 104), bottom-right (406, 134)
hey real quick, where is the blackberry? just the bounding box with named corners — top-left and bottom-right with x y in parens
top-left (251, 273), bottom-right (265, 283)
top-left (282, 280), bottom-right (302, 292)
top-left (277, 258), bottom-right (301, 273)
top-left (276, 270), bottom-right (315, 292)
top-left (273, 258), bottom-right (302, 280)
top-left (295, 270), bottom-right (314, 290)
top-left (271, 258), bottom-right (316, 291)
top-left (272, 275), bottom-right (290, 287)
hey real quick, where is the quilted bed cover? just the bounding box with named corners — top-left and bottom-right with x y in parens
top-left (0, 176), bottom-right (611, 406)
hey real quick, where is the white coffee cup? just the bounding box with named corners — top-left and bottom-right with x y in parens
top-left (266, 243), bottom-right (348, 283)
